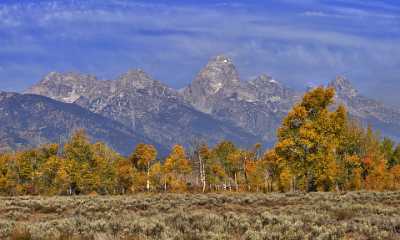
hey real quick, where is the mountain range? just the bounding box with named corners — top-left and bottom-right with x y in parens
top-left (0, 55), bottom-right (398, 155)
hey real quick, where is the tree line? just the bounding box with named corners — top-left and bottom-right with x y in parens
top-left (0, 87), bottom-right (399, 195)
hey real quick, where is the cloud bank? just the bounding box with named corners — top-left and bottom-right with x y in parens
top-left (0, 0), bottom-right (399, 106)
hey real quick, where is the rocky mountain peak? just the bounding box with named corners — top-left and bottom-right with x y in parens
top-left (182, 55), bottom-right (241, 113)
top-left (196, 55), bottom-right (240, 93)
top-left (116, 69), bottom-right (159, 89)
top-left (120, 69), bottom-right (151, 81)
top-left (250, 74), bottom-right (280, 86)
top-left (210, 55), bottom-right (234, 65)
top-left (242, 74), bottom-right (298, 107)
top-left (329, 76), bottom-right (358, 98)
top-left (41, 72), bottom-right (97, 85)
top-left (26, 72), bottom-right (99, 103)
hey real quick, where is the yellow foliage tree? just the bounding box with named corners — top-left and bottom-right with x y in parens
top-left (276, 87), bottom-right (347, 192)
top-left (163, 145), bottom-right (192, 192)
top-left (130, 144), bottom-right (157, 191)
top-left (226, 150), bottom-right (242, 191)
top-left (262, 150), bottom-right (285, 192)
top-left (115, 158), bottom-right (134, 194)
top-left (389, 165), bottom-right (400, 190)
top-left (38, 156), bottom-right (63, 195)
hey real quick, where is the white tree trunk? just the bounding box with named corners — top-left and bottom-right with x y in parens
top-left (234, 172), bottom-right (238, 192)
top-left (146, 163), bottom-right (150, 192)
top-left (199, 154), bottom-right (206, 193)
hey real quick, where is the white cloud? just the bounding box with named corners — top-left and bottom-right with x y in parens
top-left (303, 11), bottom-right (332, 17)
top-left (332, 6), bottom-right (400, 19)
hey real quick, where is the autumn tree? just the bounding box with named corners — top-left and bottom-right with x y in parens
top-left (64, 130), bottom-right (93, 163)
top-left (381, 138), bottom-right (395, 162)
top-left (38, 155), bottom-right (63, 195)
top-left (389, 165), bottom-right (400, 190)
top-left (0, 153), bottom-right (16, 195)
top-left (334, 120), bottom-right (365, 190)
top-left (226, 150), bottom-right (242, 191)
top-left (115, 158), bottom-right (134, 194)
top-left (149, 162), bottom-right (162, 191)
top-left (63, 130), bottom-right (96, 194)
top-left (262, 150), bottom-right (284, 192)
top-left (246, 160), bottom-right (265, 192)
top-left (163, 145), bottom-right (192, 192)
top-left (53, 159), bottom-right (71, 195)
top-left (275, 87), bottom-right (348, 192)
top-left (91, 142), bottom-right (120, 194)
top-left (195, 144), bottom-right (210, 192)
top-left (381, 138), bottom-right (400, 169)
top-left (129, 144), bottom-right (157, 191)
top-left (214, 141), bottom-right (244, 190)
top-left (15, 150), bottom-right (39, 194)
top-left (391, 145), bottom-right (400, 168)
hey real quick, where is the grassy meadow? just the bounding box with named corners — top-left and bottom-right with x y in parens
top-left (1, 192), bottom-right (400, 240)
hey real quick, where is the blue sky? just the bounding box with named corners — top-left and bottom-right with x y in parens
top-left (0, 0), bottom-right (399, 106)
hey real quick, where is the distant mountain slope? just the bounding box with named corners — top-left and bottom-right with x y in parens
top-left (329, 76), bottom-right (400, 140)
top-left (27, 70), bottom-right (259, 150)
top-left (24, 55), bottom-right (400, 153)
top-left (0, 92), bottom-right (159, 155)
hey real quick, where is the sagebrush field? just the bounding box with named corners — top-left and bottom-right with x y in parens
top-left (1, 192), bottom-right (400, 240)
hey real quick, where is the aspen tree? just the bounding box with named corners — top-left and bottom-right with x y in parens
top-left (163, 145), bottom-right (192, 192)
top-left (130, 144), bottom-right (157, 191)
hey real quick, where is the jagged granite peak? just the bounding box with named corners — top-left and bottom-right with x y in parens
top-left (183, 56), bottom-right (299, 142)
top-left (202, 55), bottom-right (240, 87)
top-left (247, 74), bottom-right (281, 90)
top-left (208, 74), bottom-right (299, 141)
top-left (26, 71), bottom-right (102, 103)
top-left (183, 55), bottom-right (241, 113)
top-left (250, 74), bottom-right (273, 83)
top-left (329, 75), bottom-right (358, 98)
top-left (29, 69), bottom-right (175, 99)
top-left (41, 71), bottom-right (97, 84)
top-left (245, 74), bottom-right (299, 104)
top-left (115, 69), bottom-right (159, 90)
top-left (257, 74), bottom-right (284, 87)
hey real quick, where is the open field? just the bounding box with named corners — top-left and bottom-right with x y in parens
top-left (1, 192), bottom-right (400, 240)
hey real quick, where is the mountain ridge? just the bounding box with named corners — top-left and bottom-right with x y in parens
top-left (328, 76), bottom-right (400, 140)
top-left (0, 92), bottom-right (162, 155)
top-left (26, 66), bottom-right (260, 150)
top-left (17, 55), bottom-right (400, 153)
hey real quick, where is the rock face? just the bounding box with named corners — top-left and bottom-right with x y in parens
top-left (26, 72), bottom-right (102, 103)
top-left (27, 69), bottom-right (258, 150)
top-left (183, 55), bottom-right (241, 113)
top-left (184, 55), bottom-right (300, 142)
top-left (0, 92), bottom-right (158, 155)
top-left (329, 76), bottom-right (400, 140)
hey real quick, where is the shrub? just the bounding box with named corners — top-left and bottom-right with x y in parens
top-left (10, 227), bottom-right (32, 240)
top-left (1, 192), bottom-right (400, 240)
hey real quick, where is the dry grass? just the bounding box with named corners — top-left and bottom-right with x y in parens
top-left (1, 192), bottom-right (400, 240)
